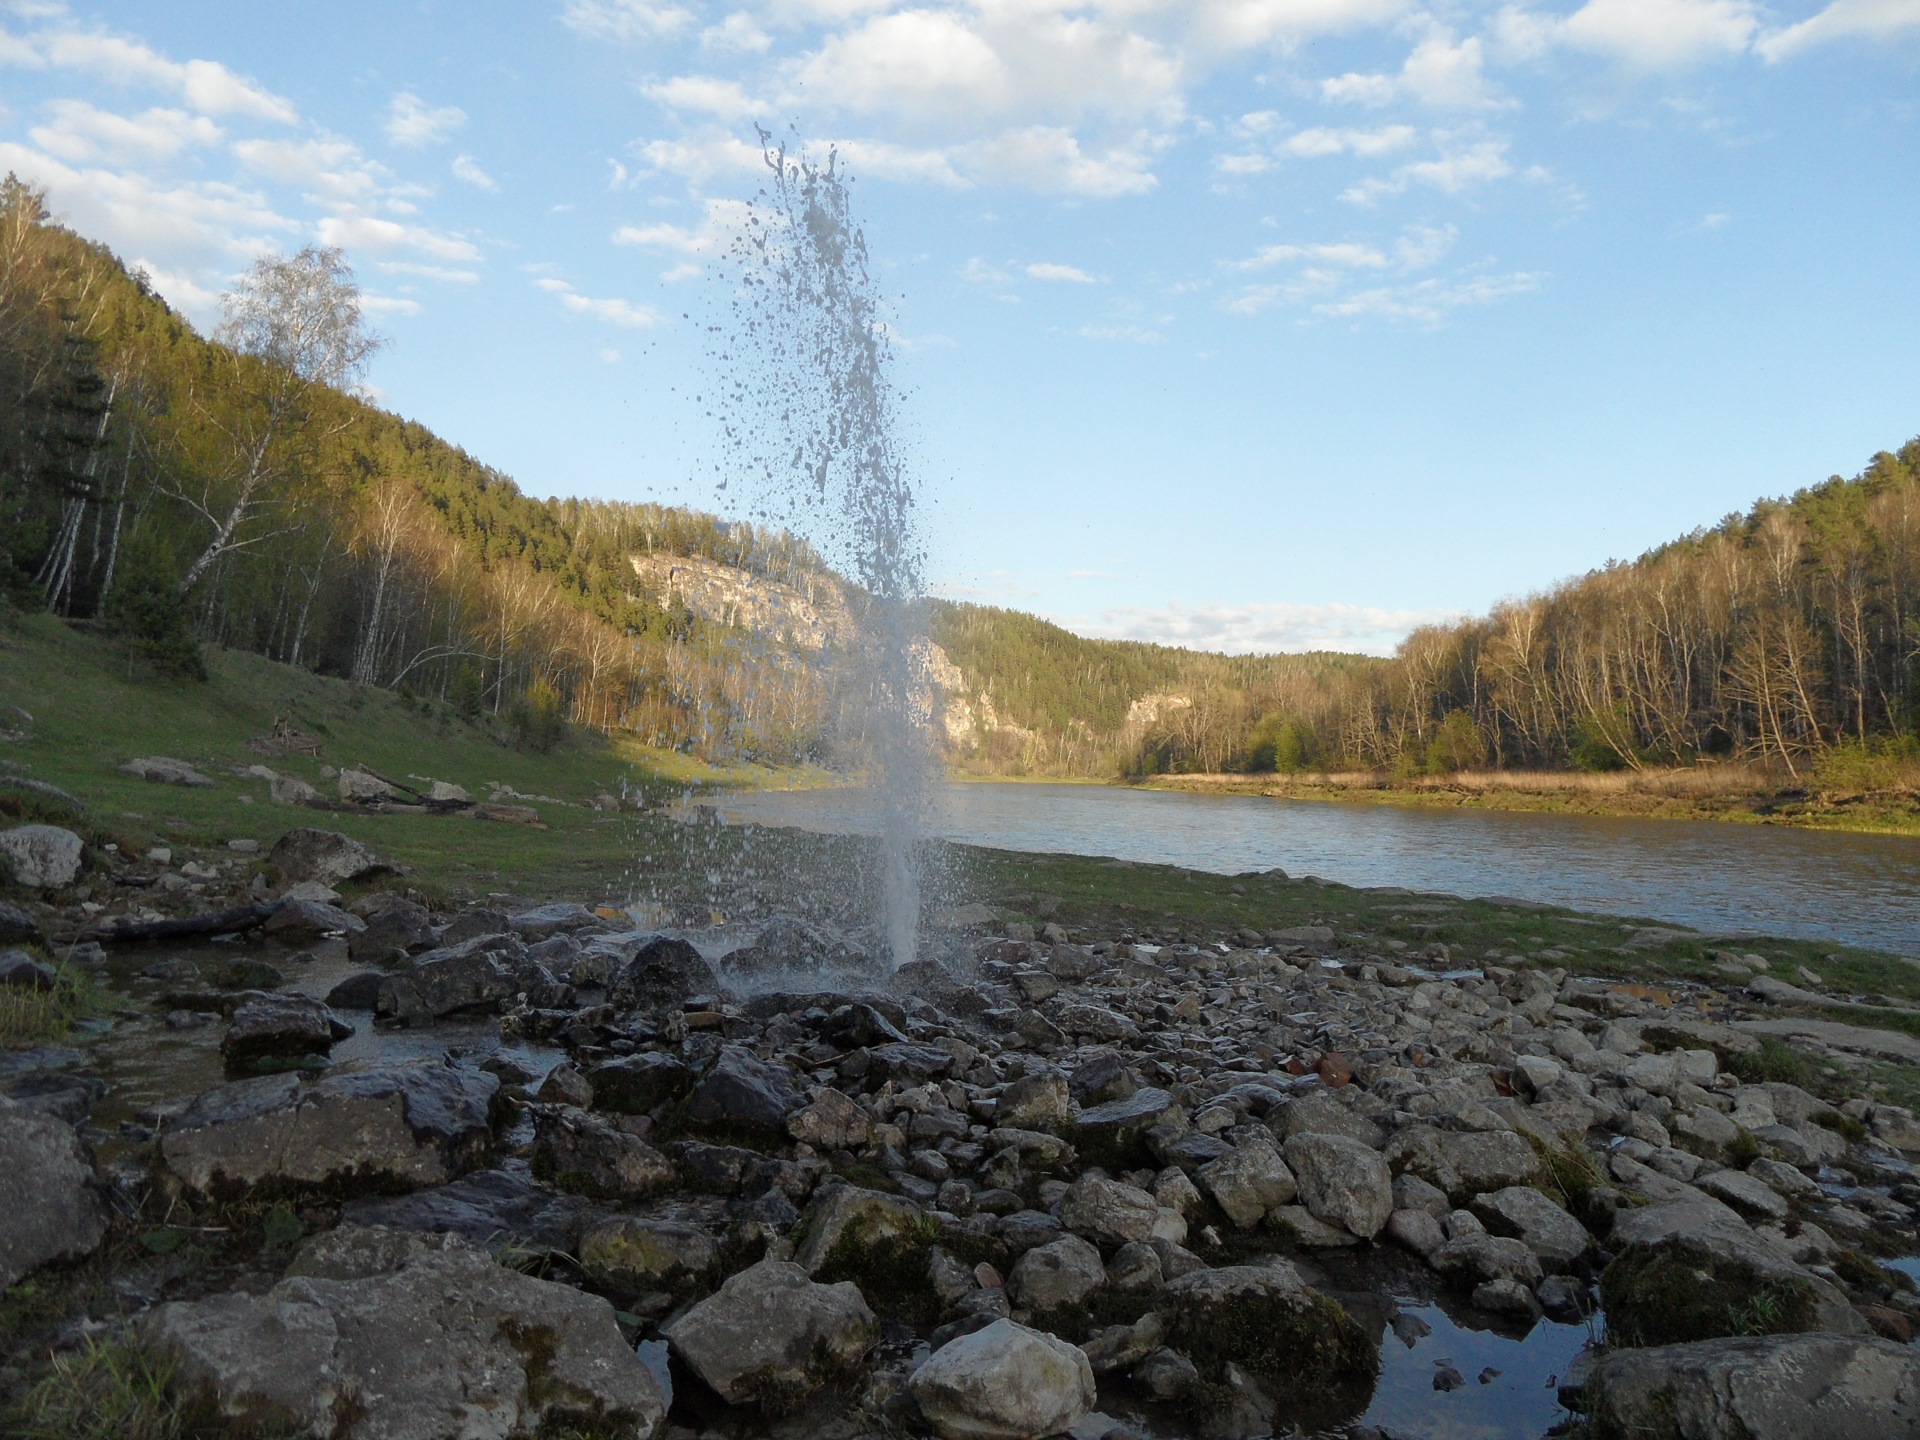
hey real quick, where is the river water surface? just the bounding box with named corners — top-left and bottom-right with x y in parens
top-left (706, 782), bottom-right (1919, 956)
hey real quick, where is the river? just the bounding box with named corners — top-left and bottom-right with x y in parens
top-left (705, 782), bottom-right (1920, 956)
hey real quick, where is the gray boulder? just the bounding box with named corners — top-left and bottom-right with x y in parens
top-left (1601, 1199), bottom-right (1868, 1346)
top-left (0, 824), bottom-right (83, 888)
top-left (1059, 1173), bottom-right (1166, 1246)
top-left (376, 953), bottom-right (513, 1024)
top-left (268, 828), bottom-right (394, 886)
top-left (1469, 1186), bottom-right (1591, 1269)
top-left (1699, 1166), bottom-right (1792, 1222)
top-left (1383, 1124), bottom-right (1543, 1202)
top-left (794, 1184), bottom-right (928, 1274)
top-left (608, 936), bottom-right (719, 1011)
top-left (660, 1257), bottom-right (876, 1407)
top-left (221, 993), bottom-right (351, 1074)
top-left (997, 1071), bottom-right (1072, 1131)
top-left (1073, 1086), bottom-right (1180, 1169)
top-left (121, 755), bottom-right (214, 786)
top-left (1589, 1333), bottom-right (1920, 1438)
top-left (1198, 1133), bottom-right (1298, 1229)
top-left (785, 1086), bottom-right (873, 1150)
top-left (909, 1318), bottom-right (1096, 1440)
top-left (0, 1096), bottom-right (109, 1289)
top-left (159, 1061), bottom-right (497, 1199)
top-left (1283, 1132), bottom-right (1393, 1239)
top-left (685, 1044), bottom-right (803, 1135)
top-left (1008, 1234), bottom-right (1107, 1312)
top-left (341, 1166), bottom-right (601, 1259)
top-left (587, 1053), bottom-right (696, 1116)
top-left (0, 901), bottom-right (41, 943)
top-left (347, 900), bottom-right (434, 963)
top-left (530, 1105), bottom-right (674, 1200)
top-left (0, 949), bottom-right (57, 990)
top-left (141, 1226), bottom-right (665, 1439)
top-left (264, 899), bottom-right (366, 942)
top-left (578, 1216), bottom-right (717, 1296)
top-left (508, 903), bottom-right (604, 942)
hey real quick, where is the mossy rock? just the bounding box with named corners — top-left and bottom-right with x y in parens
top-left (1159, 1263), bottom-right (1377, 1395)
top-left (1601, 1241), bottom-right (1822, 1347)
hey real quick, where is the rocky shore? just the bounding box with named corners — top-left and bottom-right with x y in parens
top-left (3, 821), bottom-right (1920, 1439)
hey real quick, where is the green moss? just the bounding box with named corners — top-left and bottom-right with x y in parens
top-left (1728, 1038), bottom-right (1815, 1089)
top-left (1600, 1243), bottom-right (1820, 1346)
top-left (814, 1211), bottom-right (941, 1324)
top-left (1161, 1282), bottom-right (1377, 1390)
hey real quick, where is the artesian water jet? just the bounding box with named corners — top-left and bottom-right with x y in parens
top-left (711, 130), bottom-right (932, 969)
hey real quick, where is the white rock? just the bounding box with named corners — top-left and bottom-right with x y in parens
top-left (909, 1319), bottom-right (1096, 1440)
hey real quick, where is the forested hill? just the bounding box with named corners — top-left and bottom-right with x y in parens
top-left (4, 180), bottom-right (1916, 787)
top-left (0, 178), bottom-right (839, 761)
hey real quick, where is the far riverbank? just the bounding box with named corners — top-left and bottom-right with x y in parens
top-left (1133, 765), bottom-right (1920, 838)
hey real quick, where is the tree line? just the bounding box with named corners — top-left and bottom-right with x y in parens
top-left (0, 178), bottom-right (835, 762)
top-left (1087, 442), bottom-right (1919, 783)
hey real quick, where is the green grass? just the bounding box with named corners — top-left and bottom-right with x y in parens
top-left (4, 1339), bottom-right (183, 1440)
top-left (0, 612), bottom-right (833, 909)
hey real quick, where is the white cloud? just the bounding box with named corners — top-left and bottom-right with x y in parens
top-left (232, 136), bottom-right (388, 206)
top-left (1074, 600), bottom-right (1455, 656)
top-left (600, 346), bottom-right (623, 362)
top-left (1187, 0), bottom-right (1414, 51)
top-left (613, 196), bottom-right (752, 254)
top-left (1284, 124), bottom-right (1419, 156)
top-left (1235, 240), bottom-right (1391, 271)
top-left (1322, 30), bottom-right (1506, 109)
top-left (643, 74), bottom-right (761, 120)
top-left (386, 91), bottom-right (467, 147)
top-left (702, 11), bottom-right (773, 52)
top-left (27, 28), bottom-right (295, 121)
top-left (1757, 0), bottom-right (1920, 57)
top-left (316, 210), bottom-right (481, 262)
top-left (452, 154), bottom-right (497, 191)
top-left (1317, 269), bottom-right (1541, 323)
top-left (1498, 0), bottom-right (1761, 65)
top-left (374, 259), bottom-right (480, 283)
top-left (359, 293), bottom-right (423, 317)
top-left (829, 136), bottom-right (969, 186)
top-left (630, 131), bottom-right (766, 184)
top-left (536, 275), bottom-right (662, 326)
top-left (1341, 137), bottom-right (1512, 204)
top-left (962, 126), bottom-right (1159, 196)
top-left (28, 99), bottom-right (221, 165)
top-left (962, 256), bottom-right (1010, 283)
top-left (1026, 261), bottom-right (1096, 282)
top-left (558, 0), bottom-right (694, 41)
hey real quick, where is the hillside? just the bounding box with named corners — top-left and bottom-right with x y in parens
top-left (4, 177), bottom-right (1916, 798)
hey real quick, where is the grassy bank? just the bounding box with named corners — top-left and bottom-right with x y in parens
top-left (1134, 765), bottom-right (1920, 836)
top-left (0, 612), bottom-right (832, 908)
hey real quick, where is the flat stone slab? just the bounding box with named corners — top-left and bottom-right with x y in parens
top-left (159, 1061), bottom-right (498, 1198)
top-left (1734, 1018), bottom-right (1920, 1065)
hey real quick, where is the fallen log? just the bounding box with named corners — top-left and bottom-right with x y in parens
top-left (60, 901), bottom-right (283, 945)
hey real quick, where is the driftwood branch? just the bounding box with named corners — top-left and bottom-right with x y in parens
top-left (62, 901), bottom-right (283, 946)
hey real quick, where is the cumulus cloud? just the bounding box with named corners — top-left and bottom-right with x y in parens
top-left (451, 154), bottom-right (497, 190)
top-left (28, 99), bottom-right (221, 165)
top-left (1074, 600), bottom-right (1457, 656)
top-left (1341, 137), bottom-right (1512, 204)
top-left (613, 196), bottom-right (752, 254)
top-left (701, 11), bottom-right (773, 52)
top-left (1026, 261), bottom-right (1096, 282)
top-left (535, 275), bottom-right (662, 326)
top-left (1322, 29), bottom-right (1507, 109)
top-left (643, 74), bottom-right (761, 121)
top-left (1496, 0), bottom-right (1761, 65)
top-left (1757, 0), bottom-right (1920, 57)
top-left (18, 27), bottom-right (297, 122)
top-left (385, 91), bottom-right (466, 147)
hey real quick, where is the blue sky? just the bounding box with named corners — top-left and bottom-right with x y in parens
top-left (1, 0), bottom-right (1915, 654)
